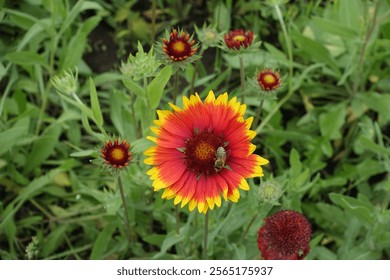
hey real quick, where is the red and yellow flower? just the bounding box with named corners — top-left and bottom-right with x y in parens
top-left (162, 29), bottom-right (198, 62)
top-left (144, 91), bottom-right (269, 214)
top-left (257, 210), bottom-right (311, 260)
top-left (101, 139), bottom-right (133, 169)
top-left (224, 29), bottom-right (254, 50)
top-left (257, 68), bottom-right (281, 92)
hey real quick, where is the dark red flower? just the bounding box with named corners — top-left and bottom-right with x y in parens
top-left (257, 68), bottom-right (281, 91)
top-left (162, 29), bottom-right (198, 62)
top-left (101, 139), bottom-right (132, 169)
top-left (224, 29), bottom-right (254, 50)
top-left (257, 210), bottom-right (311, 260)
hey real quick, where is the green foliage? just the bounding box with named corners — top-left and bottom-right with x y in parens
top-left (0, 0), bottom-right (389, 260)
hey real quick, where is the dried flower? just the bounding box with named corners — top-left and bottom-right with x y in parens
top-left (257, 210), bottom-right (311, 260)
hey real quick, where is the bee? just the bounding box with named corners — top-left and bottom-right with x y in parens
top-left (214, 146), bottom-right (227, 172)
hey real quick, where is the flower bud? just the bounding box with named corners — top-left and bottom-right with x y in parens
top-left (51, 68), bottom-right (78, 95)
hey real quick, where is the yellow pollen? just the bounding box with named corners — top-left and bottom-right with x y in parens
top-left (263, 73), bottom-right (276, 84)
top-left (111, 147), bottom-right (125, 160)
top-left (233, 35), bottom-right (246, 42)
top-left (194, 142), bottom-right (215, 161)
top-left (172, 41), bottom-right (186, 52)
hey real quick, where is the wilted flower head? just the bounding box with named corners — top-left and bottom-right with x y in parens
top-left (101, 139), bottom-right (133, 170)
top-left (257, 68), bottom-right (281, 92)
top-left (159, 28), bottom-right (200, 69)
top-left (51, 68), bottom-right (78, 95)
top-left (257, 210), bottom-right (311, 260)
top-left (121, 42), bottom-right (160, 81)
top-left (195, 23), bottom-right (223, 49)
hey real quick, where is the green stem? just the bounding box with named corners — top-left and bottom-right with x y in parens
top-left (253, 97), bottom-right (265, 129)
top-left (238, 203), bottom-right (273, 244)
top-left (117, 174), bottom-right (133, 242)
top-left (175, 205), bottom-right (180, 235)
top-left (130, 95), bottom-right (142, 139)
top-left (203, 212), bottom-right (209, 259)
top-left (173, 70), bottom-right (179, 104)
top-left (239, 56), bottom-right (246, 103)
top-left (190, 49), bottom-right (205, 94)
top-left (274, 4), bottom-right (293, 88)
top-left (150, 0), bottom-right (157, 44)
top-left (352, 0), bottom-right (380, 95)
top-left (238, 213), bottom-right (259, 244)
top-left (144, 76), bottom-right (151, 120)
top-left (174, 205), bottom-right (186, 257)
top-left (256, 4), bottom-right (294, 134)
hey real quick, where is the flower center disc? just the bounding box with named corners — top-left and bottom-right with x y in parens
top-left (233, 35), bottom-right (246, 42)
top-left (194, 141), bottom-right (215, 161)
top-left (111, 147), bottom-right (126, 161)
top-left (172, 40), bottom-right (186, 54)
top-left (184, 130), bottom-right (225, 175)
top-left (263, 73), bottom-right (276, 84)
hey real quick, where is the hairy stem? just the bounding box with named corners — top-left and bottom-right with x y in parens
top-left (256, 4), bottom-right (294, 134)
top-left (118, 174), bottom-right (132, 242)
top-left (239, 56), bottom-right (246, 103)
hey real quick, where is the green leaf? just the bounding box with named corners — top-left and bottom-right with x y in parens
top-left (143, 234), bottom-right (165, 247)
top-left (16, 19), bottom-right (51, 51)
top-left (292, 31), bottom-right (340, 76)
top-left (90, 224), bottom-right (116, 259)
top-left (357, 92), bottom-right (390, 124)
top-left (147, 65), bottom-right (173, 109)
top-left (70, 150), bottom-right (95, 157)
top-left (157, 231), bottom-right (184, 256)
top-left (4, 51), bottom-right (48, 68)
top-left (41, 225), bottom-right (68, 257)
top-left (357, 136), bottom-right (390, 155)
top-left (289, 148), bottom-right (302, 176)
top-left (0, 117), bottom-right (30, 156)
top-left (312, 16), bottom-right (359, 39)
top-left (58, 0), bottom-right (103, 37)
top-left (319, 103), bottom-right (346, 139)
top-left (89, 78), bottom-right (103, 127)
top-left (122, 77), bottom-right (145, 96)
top-left (329, 193), bottom-right (375, 226)
top-left (24, 123), bottom-right (62, 174)
top-left (60, 16), bottom-right (101, 70)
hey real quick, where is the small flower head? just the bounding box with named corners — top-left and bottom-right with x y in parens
top-left (121, 41), bottom-right (160, 81)
top-left (258, 180), bottom-right (282, 205)
top-left (257, 68), bottom-right (281, 92)
top-left (221, 29), bottom-right (261, 54)
top-left (101, 139), bottom-right (133, 169)
top-left (257, 210), bottom-right (311, 260)
top-left (195, 23), bottom-right (223, 49)
top-left (224, 29), bottom-right (254, 50)
top-left (159, 28), bottom-right (200, 69)
top-left (51, 68), bottom-right (78, 95)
